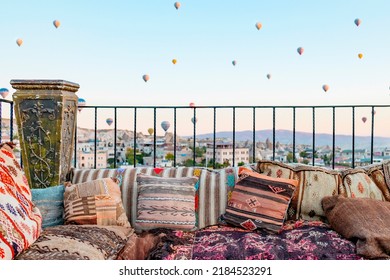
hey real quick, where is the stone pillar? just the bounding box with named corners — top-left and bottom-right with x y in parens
top-left (11, 80), bottom-right (79, 189)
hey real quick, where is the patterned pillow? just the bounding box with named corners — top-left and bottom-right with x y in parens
top-left (134, 174), bottom-right (199, 232)
top-left (64, 177), bottom-right (131, 227)
top-left (0, 142), bottom-right (42, 260)
top-left (31, 185), bottom-right (65, 228)
top-left (222, 169), bottom-right (298, 233)
top-left (16, 224), bottom-right (133, 260)
top-left (340, 168), bottom-right (385, 200)
top-left (256, 160), bottom-right (295, 179)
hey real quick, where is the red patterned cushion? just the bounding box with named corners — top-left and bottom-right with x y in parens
top-left (222, 169), bottom-right (298, 233)
top-left (0, 143), bottom-right (42, 259)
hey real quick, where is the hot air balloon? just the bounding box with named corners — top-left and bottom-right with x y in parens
top-left (322, 84), bottom-right (329, 92)
top-left (255, 22), bottom-right (262, 30)
top-left (189, 102), bottom-right (195, 108)
top-left (297, 47), bottom-right (304, 55)
top-left (266, 74), bottom-right (271, 80)
top-left (191, 117), bottom-right (197, 124)
top-left (232, 60), bottom-right (237, 66)
top-left (53, 20), bottom-right (60, 28)
top-left (142, 74), bottom-right (150, 82)
top-left (354, 18), bottom-right (361, 27)
top-left (362, 117), bottom-right (367, 123)
top-left (174, 2), bottom-right (181, 9)
top-left (106, 118), bottom-right (113, 126)
top-left (161, 121), bottom-right (170, 132)
top-left (172, 59), bottom-right (177, 64)
top-left (148, 128), bottom-right (154, 135)
top-left (16, 38), bottom-right (23, 47)
top-left (78, 98), bottom-right (86, 112)
top-left (358, 53), bottom-right (363, 59)
top-left (0, 88), bottom-right (9, 99)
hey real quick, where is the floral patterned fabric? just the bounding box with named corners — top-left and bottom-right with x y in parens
top-left (151, 221), bottom-right (363, 260)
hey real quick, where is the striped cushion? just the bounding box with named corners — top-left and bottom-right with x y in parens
top-left (64, 178), bottom-right (131, 227)
top-left (135, 174), bottom-right (199, 231)
top-left (68, 167), bottom-right (238, 229)
top-left (222, 169), bottom-right (298, 233)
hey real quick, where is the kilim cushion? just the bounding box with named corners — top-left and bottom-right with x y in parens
top-left (0, 142), bottom-right (42, 260)
top-left (256, 160), bottom-right (295, 179)
top-left (222, 169), bottom-right (298, 233)
top-left (16, 224), bottom-right (133, 260)
top-left (134, 174), bottom-right (199, 232)
top-left (322, 195), bottom-right (390, 259)
top-left (31, 184), bottom-right (65, 228)
top-left (64, 177), bottom-right (131, 227)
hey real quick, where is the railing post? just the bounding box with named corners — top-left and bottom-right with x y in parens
top-left (11, 79), bottom-right (79, 188)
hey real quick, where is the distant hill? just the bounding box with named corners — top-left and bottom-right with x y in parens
top-left (193, 129), bottom-right (390, 149)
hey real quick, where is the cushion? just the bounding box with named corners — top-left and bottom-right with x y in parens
top-left (221, 169), bottom-right (298, 233)
top-left (116, 231), bottom-right (163, 260)
top-left (363, 163), bottom-right (390, 201)
top-left (0, 142), bottom-right (42, 260)
top-left (340, 168), bottom-right (385, 200)
top-left (134, 174), bottom-right (199, 232)
top-left (69, 166), bottom-right (236, 230)
top-left (31, 185), bottom-right (65, 228)
top-left (322, 195), bottom-right (390, 259)
top-left (256, 160), bottom-right (295, 179)
top-left (64, 177), bottom-right (130, 227)
top-left (16, 224), bottom-right (133, 260)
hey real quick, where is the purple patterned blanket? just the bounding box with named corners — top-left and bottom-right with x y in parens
top-left (149, 221), bottom-right (363, 260)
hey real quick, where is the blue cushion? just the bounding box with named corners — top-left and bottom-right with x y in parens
top-left (31, 185), bottom-right (65, 228)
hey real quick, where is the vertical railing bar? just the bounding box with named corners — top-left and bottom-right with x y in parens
top-left (272, 107), bottom-right (275, 161)
top-left (213, 107), bottom-right (216, 169)
top-left (332, 107), bottom-right (336, 169)
top-left (233, 107), bottom-right (236, 167)
top-left (10, 103), bottom-right (14, 142)
top-left (0, 102), bottom-right (2, 143)
top-left (193, 108), bottom-right (196, 166)
top-left (173, 108), bottom-right (177, 167)
top-left (133, 108), bottom-right (137, 167)
top-left (312, 107), bottom-right (315, 166)
top-left (252, 107), bottom-right (256, 164)
top-left (94, 107), bottom-right (97, 169)
top-left (153, 108), bottom-right (157, 168)
top-left (371, 106), bottom-right (375, 164)
top-left (74, 112), bottom-right (78, 168)
top-left (113, 108), bottom-right (117, 168)
top-left (292, 107), bottom-right (296, 163)
top-left (352, 107), bottom-right (355, 168)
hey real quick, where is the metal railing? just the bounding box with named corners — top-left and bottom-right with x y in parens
top-left (72, 104), bottom-right (390, 170)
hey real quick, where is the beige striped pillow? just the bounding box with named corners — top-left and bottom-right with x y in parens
top-left (64, 177), bottom-right (131, 228)
top-left (222, 169), bottom-right (298, 233)
top-left (134, 174), bottom-right (199, 232)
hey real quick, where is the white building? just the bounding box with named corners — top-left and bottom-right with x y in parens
top-left (77, 151), bottom-right (108, 169)
top-left (205, 142), bottom-right (249, 166)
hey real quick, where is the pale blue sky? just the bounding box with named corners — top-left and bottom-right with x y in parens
top-left (1, 0), bottom-right (390, 135)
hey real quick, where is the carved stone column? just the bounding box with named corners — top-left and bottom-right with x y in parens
top-left (11, 80), bottom-right (79, 189)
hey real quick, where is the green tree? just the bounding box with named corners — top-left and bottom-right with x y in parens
top-left (165, 153), bottom-right (174, 161)
top-left (237, 161), bottom-right (245, 166)
top-left (184, 159), bottom-right (195, 167)
top-left (299, 151), bottom-right (308, 158)
top-left (287, 152), bottom-right (294, 163)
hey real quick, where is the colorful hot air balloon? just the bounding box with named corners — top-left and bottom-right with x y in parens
top-left (0, 88), bottom-right (9, 99)
top-left (16, 38), bottom-right (23, 47)
top-left (358, 53), bottom-right (363, 59)
top-left (297, 47), bottom-right (304, 55)
top-left (148, 128), bottom-right (154, 135)
top-left (362, 117), bottom-right (367, 123)
top-left (78, 98), bottom-right (86, 112)
top-left (322, 84), bottom-right (329, 92)
top-left (53, 20), bottom-right (60, 28)
top-left (172, 59), bottom-right (177, 64)
top-left (255, 22), bottom-right (262, 30)
top-left (189, 102), bottom-right (195, 108)
top-left (161, 121), bottom-right (170, 132)
top-left (142, 74), bottom-right (150, 82)
top-left (106, 118), bottom-right (113, 126)
top-left (174, 2), bottom-right (181, 9)
top-left (232, 60), bottom-right (237, 66)
top-left (266, 74), bottom-right (271, 80)
top-left (191, 117), bottom-right (197, 124)
top-left (354, 18), bottom-right (361, 27)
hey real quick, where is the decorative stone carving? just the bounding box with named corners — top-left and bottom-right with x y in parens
top-left (11, 80), bottom-right (79, 188)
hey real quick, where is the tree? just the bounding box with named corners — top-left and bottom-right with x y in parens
top-left (287, 152), bottom-right (294, 163)
top-left (299, 151), bottom-right (308, 158)
top-left (184, 159), bottom-right (195, 167)
top-left (165, 153), bottom-right (174, 161)
top-left (238, 161), bottom-right (245, 166)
